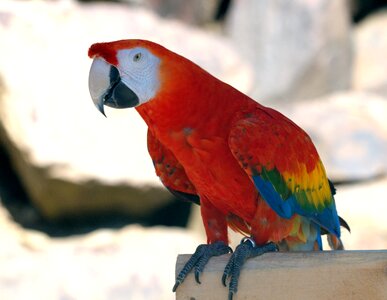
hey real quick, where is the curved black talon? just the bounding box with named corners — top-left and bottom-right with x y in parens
top-left (222, 238), bottom-right (278, 300)
top-left (173, 241), bottom-right (232, 292)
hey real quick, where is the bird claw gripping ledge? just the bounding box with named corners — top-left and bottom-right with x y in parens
top-left (222, 238), bottom-right (278, 300)
top-left (173, 238), bottom-right (278, 300)
top-left (173, 241), bottom-right (232, 292)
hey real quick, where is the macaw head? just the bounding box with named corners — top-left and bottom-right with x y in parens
top-left (88, 39), bottom-right (203, 117)
top-left (88, 39), bottom-right (168, 116)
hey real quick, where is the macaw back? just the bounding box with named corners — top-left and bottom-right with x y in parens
top-left (141, 82), bottom-right (343, 250)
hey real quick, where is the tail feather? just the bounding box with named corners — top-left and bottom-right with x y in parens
top-left (321, 215), bottom-right (350, 235)
top-left (339, 216), bottom-right (351, 233)
top-left (327, 179), bottom-right (350, 249)
top-left (327, 234), bottom-right (344, 250)
top-left (327, 216), bottom-right (349, 250)
top-left (321, 214), bottom-right (349, 250)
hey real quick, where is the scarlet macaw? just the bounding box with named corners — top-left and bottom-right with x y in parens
top-left (88, 39), bottom-right (349, 299)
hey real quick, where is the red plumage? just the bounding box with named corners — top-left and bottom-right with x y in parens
top-left (88, 40), bottom-right (348, 298)
top-left (88, 39), bottom-right (344, 249)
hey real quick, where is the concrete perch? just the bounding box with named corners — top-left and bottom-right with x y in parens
top-left (176, 250), bottom-right (387, 300)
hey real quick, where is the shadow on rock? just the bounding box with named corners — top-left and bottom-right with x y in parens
top-left (0, 145), bottom-right (193, 237)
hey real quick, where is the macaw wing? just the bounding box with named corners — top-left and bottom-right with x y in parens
top-left (147, 129), bottom-right (199, 205)
top-left (228, 107), bottom-right (341, 237)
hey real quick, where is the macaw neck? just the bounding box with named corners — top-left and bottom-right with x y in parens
top-left (136, 77), bottom-right (251, 139)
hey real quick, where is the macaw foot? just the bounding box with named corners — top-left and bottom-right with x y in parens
top-left (222, 238), bottom-right (278, 300)
top-left (173, 241), bottom-right (232, 292)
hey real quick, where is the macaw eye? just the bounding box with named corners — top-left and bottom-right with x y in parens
top-left (133, 52), bottom-right (142, 62)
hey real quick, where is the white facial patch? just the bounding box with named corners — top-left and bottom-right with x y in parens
top-left (116, 47), bottom-right (161, 105)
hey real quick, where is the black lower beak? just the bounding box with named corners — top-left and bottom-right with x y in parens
top-left (101, 66), bottom-right (139, 114)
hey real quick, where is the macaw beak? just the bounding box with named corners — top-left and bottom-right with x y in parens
top-left (88, 58), bottom-right (139, 117)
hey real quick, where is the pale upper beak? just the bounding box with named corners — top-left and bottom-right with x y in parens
top-left (88, 58), bottom-right (139, 117)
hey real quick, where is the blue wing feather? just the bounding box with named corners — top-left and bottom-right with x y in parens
top-left (253, 175), bottom-right (341, 237)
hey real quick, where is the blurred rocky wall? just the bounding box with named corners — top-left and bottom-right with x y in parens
top-left (225, 0), bottom-right (353, 102)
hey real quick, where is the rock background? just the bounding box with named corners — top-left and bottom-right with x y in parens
top-left (0, 0), bottom-right (386, 299)
top-left (122, 0), bottom-right (219, 26)
top-left (0, 201), bottom-right (203, 300)
top-left (352, 9), bottom-right (387, 97)
top-left (225, 0), bottom-right (353, 102)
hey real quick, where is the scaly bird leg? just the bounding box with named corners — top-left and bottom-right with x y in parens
top-left (173, 241), bottom-right (232, 292)
top-left (222, 237), bottom-right (278, 300)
